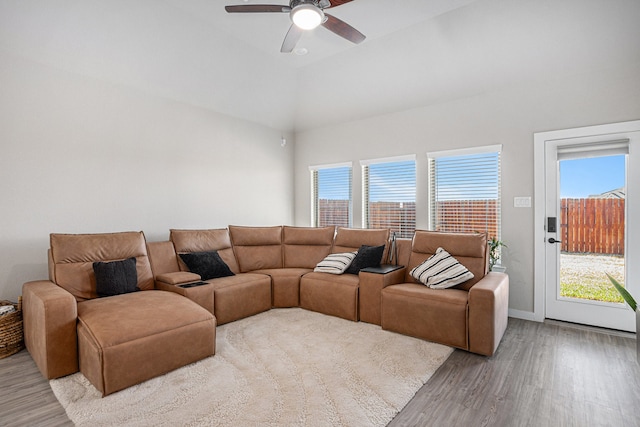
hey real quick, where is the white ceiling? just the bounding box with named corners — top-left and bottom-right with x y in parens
top-left (164, 0), bottom-right (478, 68)
top-left (1, 0), bottom-right (639, 132)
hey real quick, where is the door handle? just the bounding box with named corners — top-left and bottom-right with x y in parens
top-left (548, 237), bottom-right (562, 244)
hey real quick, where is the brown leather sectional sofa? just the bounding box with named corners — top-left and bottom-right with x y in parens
top-left (22, 226), bottom-right (509, 397)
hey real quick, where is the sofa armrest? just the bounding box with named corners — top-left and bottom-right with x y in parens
top-left (359, 266), bottom-right (407, 325)
top-left (155, 271), bottom-right (201, 285)
top-left (468, 272), bottom-right (509, 356)
top-left (22, 280), bottom-right (79, 379)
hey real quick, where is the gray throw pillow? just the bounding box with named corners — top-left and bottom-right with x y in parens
top-left (93, 257), bottom-right (139, 297)
top-left (179, 251), bottom-right (235, 280)
top-left (345, 244), bottom-right (385, 275)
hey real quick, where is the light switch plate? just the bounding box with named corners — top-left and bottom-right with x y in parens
top-left (514, 196), bottom-right (532, 208)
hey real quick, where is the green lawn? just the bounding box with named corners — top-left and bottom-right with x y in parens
top-left (560, 281), bottom-right (624, 303)
top-left (560, 253), bottom-right (625, 303)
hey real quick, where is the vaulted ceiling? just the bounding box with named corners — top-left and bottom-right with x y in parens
top-left (168, 0), bottom-right (477, 66)
top-left (1, 0), bottom-right (639, 132)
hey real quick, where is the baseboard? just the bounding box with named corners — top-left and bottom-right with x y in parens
top-left (508, 309), bottom-right (538, 322)
top-left (544, 318), bottom-right (636, 338)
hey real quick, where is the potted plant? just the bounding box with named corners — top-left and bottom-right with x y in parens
top-left (488, 237), bottom-right (507, 272)
top-left (607, 273), bottom-right (639, 362)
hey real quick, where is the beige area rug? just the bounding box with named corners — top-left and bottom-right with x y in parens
top-left (50, 308), bottom-right (453, 427)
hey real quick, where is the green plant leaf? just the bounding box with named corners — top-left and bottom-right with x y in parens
top-left (606, 273), bottom-right (637, 311)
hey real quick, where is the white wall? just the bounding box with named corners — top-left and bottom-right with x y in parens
top-left (0, 0), bottom-right (298, 131)
top-left (293, 61), bottom-right (640, 316)
top-left (0, 52), bottom-right (294, 301)
top-left (293, 0), bottom-right (640, 131)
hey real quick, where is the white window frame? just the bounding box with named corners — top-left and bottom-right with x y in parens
top-left (309, 162), bottom-right (353, 228)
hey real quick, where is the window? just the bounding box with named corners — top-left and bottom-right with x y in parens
top-left (310, 163), bottom-right (352, 228)
top-left (362, 155), bottom-right (416, 238)
top-left (428, 145), bottom-right (502, 240)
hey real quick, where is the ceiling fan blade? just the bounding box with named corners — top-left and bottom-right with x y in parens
top-left (322, 13), bottom-right (365, 44)
top-left (225, 5), bottom-right (290, 13)
top-left (327, 0), bottom-right (354, 7)
top-left (281, 24), bottom-right (304, 53)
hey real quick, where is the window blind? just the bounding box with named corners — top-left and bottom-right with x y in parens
top-left (311, 164), bottom-right (352, 228)
top-left (362, 157), bottom-right (416, 238)
top-left (429, 149), bottom-right (501, 240)
top-left (556, 138), bottom-right (629, 160)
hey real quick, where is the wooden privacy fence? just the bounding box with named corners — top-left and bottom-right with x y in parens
top-left (560, 198), bottom-right (625, 255)
top-left (318, 199), bottom-right (350, 228)
top-left (435, 200), bottom-right (499, 238)
top-left (318, 200), bottom-right (417, 238)
top-left (368, 201), bottom-right (416, 238)
top-left (319, 197), bottom-right (625, 255)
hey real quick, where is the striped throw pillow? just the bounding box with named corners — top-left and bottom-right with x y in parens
top-left (410, 247), bottom-right (474, 289)
top-left (314, 252), bottom-right (357, 274)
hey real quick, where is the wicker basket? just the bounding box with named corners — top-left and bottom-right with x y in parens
top-left (0, 297), bottom-right (24, 359)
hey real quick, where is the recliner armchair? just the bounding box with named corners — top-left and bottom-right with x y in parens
top-left (380, 230), bottom-right (509, 356)
top-left (22, 231), bottom-right (216, 396)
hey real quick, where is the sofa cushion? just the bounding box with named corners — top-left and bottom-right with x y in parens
top-left (170, 229), bottom-right (240, 274)
top-left (410, 247), bottom-right (474, 289)
top-left (229, 225), bottom-right (283, 272)
top-left (77, 290), bottom-right (215, 396)
top-left (299, 272), bottom-right (360, 321)
top-left (50, 231), bottom-right (154, 301)
top-left (93, 257), bottom-right (140, 297)
top-left (407, 230), bottom-right (488, 291)
top-left (282, 226), bottom-right (335, 268)
top-left (345, 245), bottom-right (385, 275)
top-left (314, 252), bottom-right (357, 274)
top-left (77, 290), bottom-right (213, 349)
top-left (332, 227), bottom-right (390, 261)
top-left (179, 251), bottom-right (234, 280)
top-left (252, 267), bottom-right (312, 308)
top-left (201, 273), bottom-right (272, 325)
top-left (381, 283), bottom-right (468, 349)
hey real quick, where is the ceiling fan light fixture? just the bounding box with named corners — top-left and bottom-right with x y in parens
top-left (291, 4), bottom-right (324, 30)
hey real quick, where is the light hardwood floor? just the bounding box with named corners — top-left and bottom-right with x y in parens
top-left (1, 318), bottom-right (638, 427)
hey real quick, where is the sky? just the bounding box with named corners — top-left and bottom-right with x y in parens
top-left (560, 155), bottom-right (626, 198)
top-left (317, 161), bottom-right (417, 202)
top-left (318, 154), bottom-right (626, 202)
top-left (368, 161), bottom-right (416, 202)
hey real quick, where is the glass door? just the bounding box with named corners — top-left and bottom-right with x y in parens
top-left (545, 139), bottom-right (634, 331)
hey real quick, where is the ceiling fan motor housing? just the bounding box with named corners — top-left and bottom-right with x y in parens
top-left (224, 0), bottom-right (363, 51)
top-left (290, 1), bottom-right (326, 30)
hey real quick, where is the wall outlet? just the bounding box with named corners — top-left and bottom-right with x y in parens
top-left (514, 196), bottom-right (532, 208)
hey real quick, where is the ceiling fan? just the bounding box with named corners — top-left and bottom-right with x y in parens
top-left (225, 0), bottom-right (366, 53)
